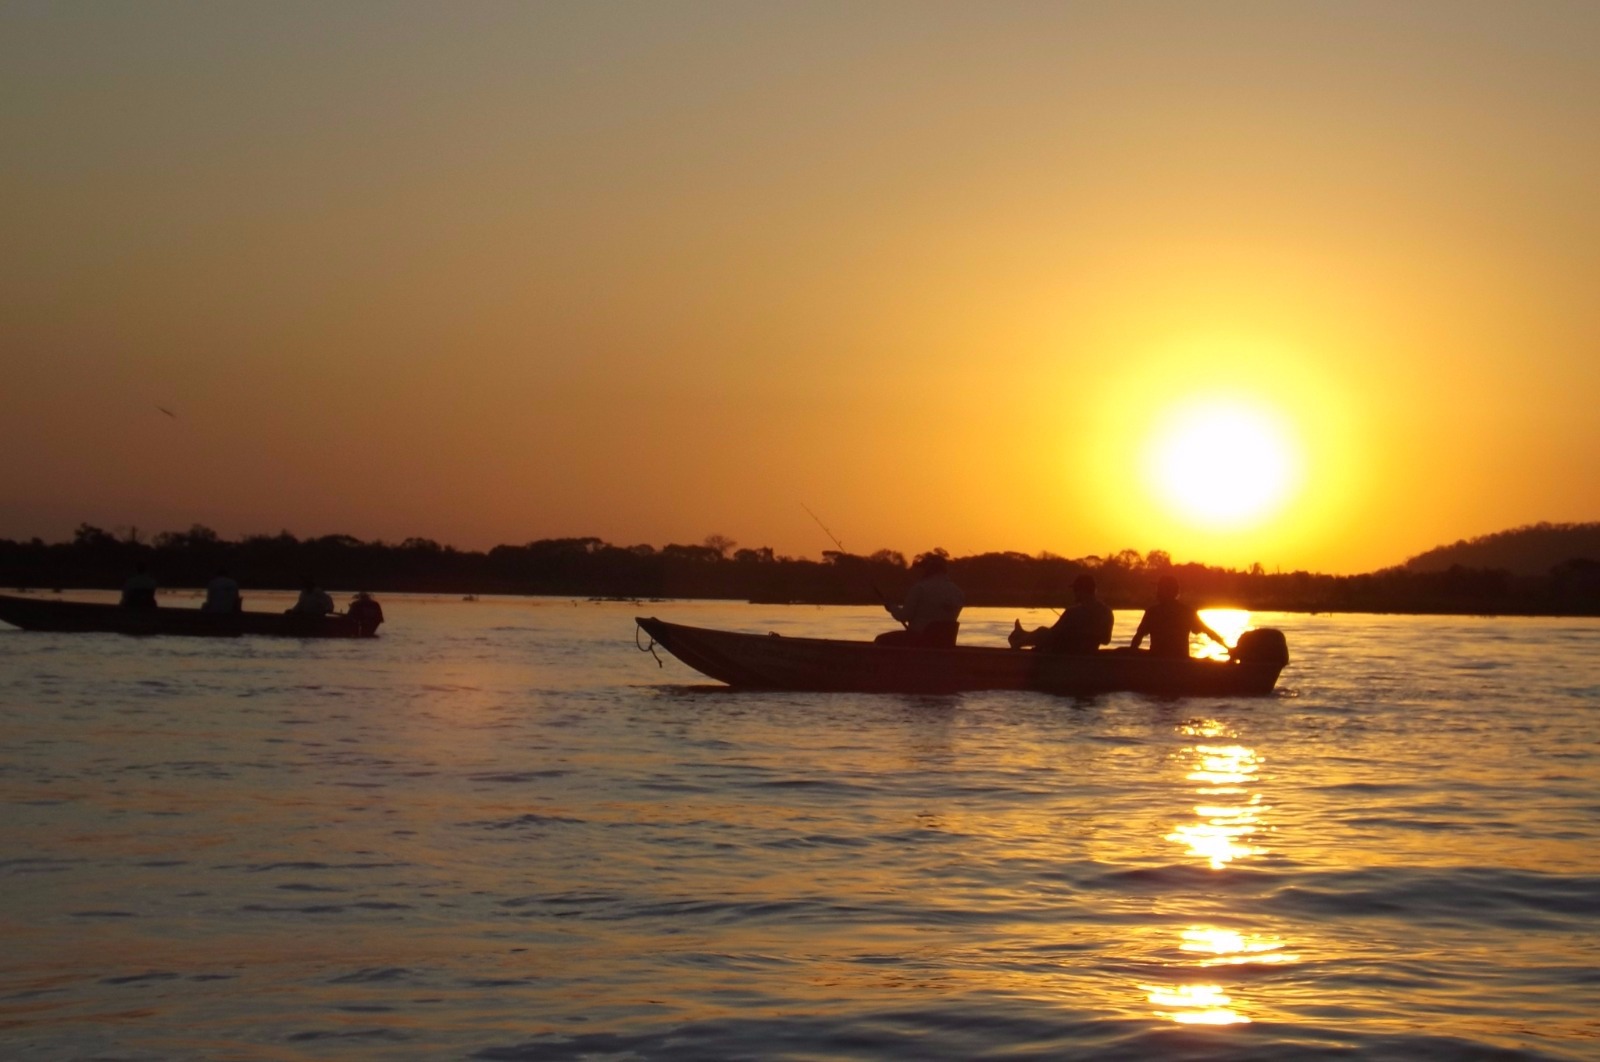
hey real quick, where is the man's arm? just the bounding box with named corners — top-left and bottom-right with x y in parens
top-left (1095, 606), bottom-right (1114, 646)
top-left (1191, 610), bottom-right (1229, 651)
top-left (888, 582), bottom-right (922, 624)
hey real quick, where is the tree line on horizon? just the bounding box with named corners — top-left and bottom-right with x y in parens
top-left (2, 522), bottom-right (1597, 616)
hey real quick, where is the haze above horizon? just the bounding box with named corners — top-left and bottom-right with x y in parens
top-left (4, 2), bottom-right (1596, 575)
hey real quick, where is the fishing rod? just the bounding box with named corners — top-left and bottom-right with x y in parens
top-left (800, 503), bottom-right (904, 627)
top-left (800, 503), bottom-right (847, 555)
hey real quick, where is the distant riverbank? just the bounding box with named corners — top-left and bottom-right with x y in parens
top-left (5, 524), bottom-right (1597, 618)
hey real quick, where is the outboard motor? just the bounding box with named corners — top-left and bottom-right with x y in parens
top-left (1232, 628), bottom-right (1289, 668)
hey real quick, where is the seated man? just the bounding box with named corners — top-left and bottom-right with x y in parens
top-left (877, 553), bottom-right (963, 647)
top-left (120, 563), bottom-right (158, 609)
top-left (1009, 573), bottom-right (1114, 653)
top-left (1129, 576), bottom-right (1229, 658)
top-left (201, 568), bottom-right (241, 614)
top-left (289, 577), bottom-right (335, 616)
top-left (347, 591), bottom-right (385, 637)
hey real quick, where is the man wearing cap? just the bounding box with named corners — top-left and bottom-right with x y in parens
top-left (347, 592), bottom-right (385, 637)
top-left (1009, 573), bottom-right (1114, 653)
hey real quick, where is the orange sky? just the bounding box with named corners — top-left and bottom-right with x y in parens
top-left (3, 3), bottom-right (1596, 573)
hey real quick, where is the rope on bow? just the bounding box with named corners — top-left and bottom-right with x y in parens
top-left (635, 622), bottom-right (663, 667)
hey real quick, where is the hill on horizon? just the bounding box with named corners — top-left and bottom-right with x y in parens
top-left (1403, 522), bottom-right (1600, 577)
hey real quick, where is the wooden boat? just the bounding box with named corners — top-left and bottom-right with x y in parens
top-left (0, 594), bottom-right (375, 639)
top-left (636, 616), bottom-right (1288, 696)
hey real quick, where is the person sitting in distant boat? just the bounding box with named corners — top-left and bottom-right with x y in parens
top-left (876, 552), bottom-right (964, 647)
top-left (288, 577), bottom-right (335, 617)
top-left (201, 568), bottom-right (242, 614)
top-left (1129, 575), bottom-right (1229, 658)
top-left (119, 562), bottom-right (158, 610)
top-left (347, 591), bottom-right (384, 636)
top-left (1009, 573), bottom-right (1114, 653)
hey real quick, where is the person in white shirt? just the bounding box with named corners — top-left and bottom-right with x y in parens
top-left (289, 577), bottom-right (335, 616)
top-left (876, 553), bottom-right (964, 647)
top-left (201, 569), bottom-right (241, 613)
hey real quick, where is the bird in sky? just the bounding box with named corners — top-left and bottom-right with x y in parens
top-left (156, 405), bottom-right (178, 419)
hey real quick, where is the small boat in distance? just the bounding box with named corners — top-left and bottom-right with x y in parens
top-left (636, 617), bottom-right (1289, 697)
top-left (0, 594), bottom-right (376, 639)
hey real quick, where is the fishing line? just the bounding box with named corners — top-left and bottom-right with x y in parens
top-left (800, 503), bottom-right (903, 626)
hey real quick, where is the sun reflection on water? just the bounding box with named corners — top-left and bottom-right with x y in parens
top-left (1145, 983), bottom-right (1250, 1024)
top-left (1176, 718), bottom-right (1230, 739)
top-left (1139, 721), bottom-right (1299, 1027)
top-left (1167, 743), bottom-right (1267, 869)
top-left (1180, 927), bottom-right (1299, 967)
top-left (1196, 608), bottom-right (1252, 660)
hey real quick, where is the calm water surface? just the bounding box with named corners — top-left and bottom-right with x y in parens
top-left (2, 594), bottom-right (1597, 1060)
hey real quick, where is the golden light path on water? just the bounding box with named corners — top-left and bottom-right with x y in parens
top-left (1196, 607), bottom-right (1252, 660)
top-left (1140, 689), bottom-right (1301, 1027)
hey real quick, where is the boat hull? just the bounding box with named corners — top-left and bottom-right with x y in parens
top-left (0, 594), bottom-right (372, 638)
top-left (636, 617), bottom-right (1285, 696)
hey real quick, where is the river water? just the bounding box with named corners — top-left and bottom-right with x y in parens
top-left (1, 594), bottom-right (1597, 1060)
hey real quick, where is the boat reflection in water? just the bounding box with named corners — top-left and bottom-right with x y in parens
top-left (1142, 717), bottom-right (1299, 1027)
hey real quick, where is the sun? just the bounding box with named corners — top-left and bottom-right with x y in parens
top-left (1143, 397), bottom-right (1301, 529)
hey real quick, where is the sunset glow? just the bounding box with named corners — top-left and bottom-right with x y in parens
top-left (1, 4), bottom-right (1596, 572)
